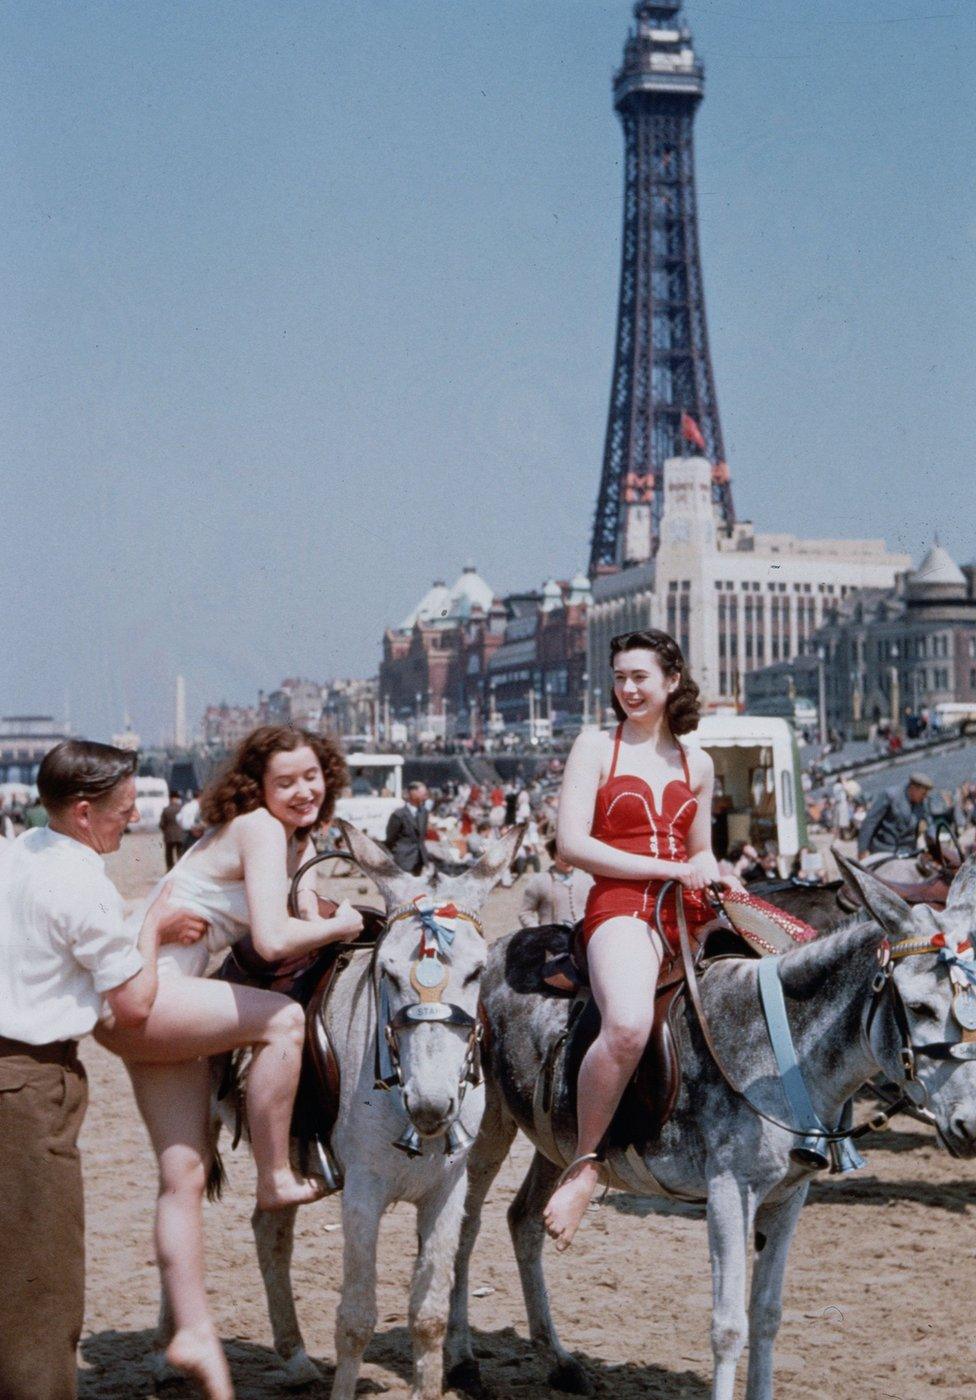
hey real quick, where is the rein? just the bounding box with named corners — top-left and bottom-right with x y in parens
top-left (666, 882), bottom-right (971, 1170)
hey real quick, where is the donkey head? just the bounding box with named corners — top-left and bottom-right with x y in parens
top-left (338, 819), bottom-right (523, 1145)
top-left (834, 850), bottom-right (976, 1157)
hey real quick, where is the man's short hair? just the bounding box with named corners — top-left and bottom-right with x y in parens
top-left (545, 836), bottom-right (558, 860)
top-left (37, 740), bottom-right (137, 813)
top-left (406, 781), bottom-right (427, 794)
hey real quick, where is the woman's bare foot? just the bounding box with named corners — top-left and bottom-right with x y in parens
top-left (256, 1167), bottom-right (327, 1212)
top-left (543, 1157), bottom-right (603, 1252)
top-left (166, 1323), bottom-right (233, 1400)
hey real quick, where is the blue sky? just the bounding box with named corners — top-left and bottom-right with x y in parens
top-left (3, 1), bottom-right (974, 742)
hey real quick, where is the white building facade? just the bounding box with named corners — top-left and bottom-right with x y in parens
top-left (587, 457), bottom-right (911, 716)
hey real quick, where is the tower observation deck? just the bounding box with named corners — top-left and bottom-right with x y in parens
top-left (590, 2), bottom-right (735, 572)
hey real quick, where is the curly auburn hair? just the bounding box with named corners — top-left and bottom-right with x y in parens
top-left (199, 725), bottom-right (348, 836)
top-left (609, 629), bottom-right (701, 736)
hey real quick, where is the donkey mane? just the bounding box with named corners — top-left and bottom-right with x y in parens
top-left (775, 915), bottom-right (882, 1002)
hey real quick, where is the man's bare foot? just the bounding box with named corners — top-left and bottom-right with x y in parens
top-left (543, 1157), bottom-right (602, 1252)
top-left (166, 1323), bottom-right (233, 1400)
top-left (256, 1168), bottom-right (327, 1212)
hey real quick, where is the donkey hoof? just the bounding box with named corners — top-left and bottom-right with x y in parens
top-left (446, 1358), bottom-right (489, 1398)
top-left (279, 1348), bottom-right (322, 1388)
top-left (548, 1358), bottom-right (593, 1395)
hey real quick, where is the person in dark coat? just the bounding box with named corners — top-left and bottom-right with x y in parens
top-left (857, 772), bottom-right (935, 859)
top-left (159, 791), bottom-right (183, 870)
top-left (384, 781), bottom-right (430, 874)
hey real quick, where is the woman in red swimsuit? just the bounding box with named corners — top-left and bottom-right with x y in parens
top-left (543, 628), bottom-right (738, 1250)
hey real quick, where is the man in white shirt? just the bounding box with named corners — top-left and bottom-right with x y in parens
top-left (0, 739), bottom-right (202, 1400)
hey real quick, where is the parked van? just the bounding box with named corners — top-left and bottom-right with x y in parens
top-left (131, 775), bottom-right (171, 832)
top-left (334, 753), bottom-right (404, 841)
top-left (686, 716), bottom-right (807, 877)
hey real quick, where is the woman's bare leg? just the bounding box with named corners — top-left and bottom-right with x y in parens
top-left (543, 916), bottom-right (661, 1250)
top-left (99, 975), bottom-right (323, 1210)
top-left (128, 1060), bottom-right (233, 1400)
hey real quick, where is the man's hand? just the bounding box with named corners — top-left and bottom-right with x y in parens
top-left (145, 880), bottom-right (210, 946)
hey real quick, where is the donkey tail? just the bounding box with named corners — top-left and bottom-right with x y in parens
top-left (206, 1145), bottom-right (227, 1202)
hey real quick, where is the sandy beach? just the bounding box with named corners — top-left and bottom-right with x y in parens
top-left (73, 832), bottom-right (976, 1399)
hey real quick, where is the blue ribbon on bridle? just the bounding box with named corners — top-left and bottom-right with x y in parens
top-left (415, 905), bottom-right (456, 957)
top-left (938, 947), bottom-right (976, 989)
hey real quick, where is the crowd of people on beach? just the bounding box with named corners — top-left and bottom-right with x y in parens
top-left (2, 624), bottom-right (975, 1399)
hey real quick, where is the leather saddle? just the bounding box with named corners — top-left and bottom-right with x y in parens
top-left (211, 903), bottom-right (386, 1182)
top-left (534, 918), bottom-right (741, 1158)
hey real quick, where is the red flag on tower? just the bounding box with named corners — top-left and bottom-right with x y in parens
top-left (680, 411), bottom-right (706, 452)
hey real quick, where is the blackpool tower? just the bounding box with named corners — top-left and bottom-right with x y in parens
top-left (590, 2), bottom-right (735, 572)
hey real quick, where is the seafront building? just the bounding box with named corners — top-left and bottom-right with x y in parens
top-left (587, 457), bottom-right (910, 716)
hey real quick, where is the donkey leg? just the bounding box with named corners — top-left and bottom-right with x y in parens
top-left (745, 1186), bottom-right (807, 1400)
top-left (445, 1097), bottom-right (517, 1397)
top-left (510, 1151), bottom-right (592, 1396)
top-left (409, 1172), bottom-right (468, 1400)
top-left (331, 1173), bottom-right (384, 1400)
top-left (706, 1172), bottom-right (756, 1400)
top-left (252, 1203), bottom-right (322, 1387)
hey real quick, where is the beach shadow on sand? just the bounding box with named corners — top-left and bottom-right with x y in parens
top-left (78, 1323), bottom-right (710, 1398)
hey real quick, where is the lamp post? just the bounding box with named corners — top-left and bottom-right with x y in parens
top-left (816, 644), bottom-right (828, 747)
top-left (582, 670), bottom-right (589, 727)
top-left (889, 643), bottom-right (900, 731)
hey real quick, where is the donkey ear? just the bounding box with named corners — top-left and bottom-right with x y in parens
top-left (467, 823), bottom-right (525, 891)
top-left (832, 847), bottom-right (916, 940)
top-left (336, 819), bottom-right (406, 883)
top-left (947, 853), bottom-right (976, 915)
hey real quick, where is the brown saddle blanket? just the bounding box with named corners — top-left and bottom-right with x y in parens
top-left (211, 906), bottom-right (386, 1166)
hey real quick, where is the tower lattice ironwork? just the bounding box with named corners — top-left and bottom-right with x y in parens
top-left (590, 2), bottom-right (735, 572)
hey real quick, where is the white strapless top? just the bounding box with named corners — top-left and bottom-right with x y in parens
top-left (130, 837), bottom-right (258, 977)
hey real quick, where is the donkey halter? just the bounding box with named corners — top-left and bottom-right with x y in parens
top-left (374, 900), bottom-right (485, 1137)
top-left (879, 933), bottom-right (976, 1072)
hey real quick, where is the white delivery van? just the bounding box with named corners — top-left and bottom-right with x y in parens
top-left (333, 753), bottom-right (405, 841)
top-left (131, 775), bottom-right (171, 831)
top-left (686, 716), bottom-right (807, 877)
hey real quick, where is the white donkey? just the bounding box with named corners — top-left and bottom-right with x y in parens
top-left (235, 820), bottom-right (521, 1400)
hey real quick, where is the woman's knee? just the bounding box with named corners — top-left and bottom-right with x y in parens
top-left (264, 998), bottom-right (306, 1051)
top-left (159, 1147), bottom-right (208, 1200)
top-left (602, 1012), bottom-right (654, 1064)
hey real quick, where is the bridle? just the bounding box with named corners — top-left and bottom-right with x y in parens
top-left (288, 849), bottom-right (487, 1159)
top-left (374, 897), bottom-right (486, 1157)
top-left (666, 880), bottom-right (976, 1171)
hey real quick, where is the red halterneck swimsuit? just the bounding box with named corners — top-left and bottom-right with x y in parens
top-left (581, 724), bottom-right (713, 950)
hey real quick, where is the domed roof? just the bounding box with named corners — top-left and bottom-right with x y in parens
top-left (568, 570), bottom-right (593, 605)
top-left (540, 578), bottom-right (564, 612)
top-left (910, 541), bottom-right (965, 589)
top-left (399, 580), bottom-right (452, 631)
top-left (447, 565), bottom-right (495, 619)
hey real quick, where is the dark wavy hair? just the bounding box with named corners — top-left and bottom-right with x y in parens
top-left (609, 629), bottom-right (701, 736)
top-left (200, 725), bottom-right (348, 836)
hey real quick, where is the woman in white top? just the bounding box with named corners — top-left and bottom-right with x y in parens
top-left (97, 726), bottom-right (363, 1400)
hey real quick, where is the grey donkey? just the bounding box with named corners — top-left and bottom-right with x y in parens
top-left (222, 820), bottom-right (522, 1400)
top-left (445, 853), bottom-right (976, 1400)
